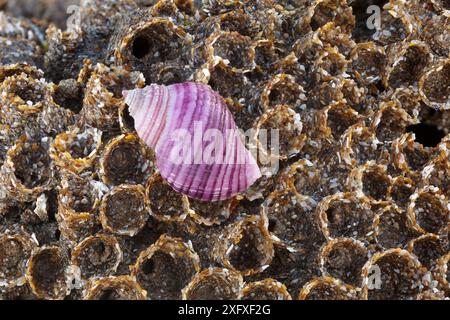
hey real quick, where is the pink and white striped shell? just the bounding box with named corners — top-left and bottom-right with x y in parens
top-left (123, 82), bottom-right (261, 201)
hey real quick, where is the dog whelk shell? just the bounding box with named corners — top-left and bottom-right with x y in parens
top-left (123, 82), bottom-right (261, 202)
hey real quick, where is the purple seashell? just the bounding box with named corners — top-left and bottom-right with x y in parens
top-left (123, 82), bottom-right (261, 201)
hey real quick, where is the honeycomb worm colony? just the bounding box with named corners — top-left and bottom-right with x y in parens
top-left (0, 0), bottom-right (449, 300)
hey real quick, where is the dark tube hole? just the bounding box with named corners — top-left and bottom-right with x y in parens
top-left (141, 259), bottom-right (155, 275)
top-left (98, 289), bottom-right (117, 300)
top-left (407, 123), bottom-right (445, 148)
top-left (132, 36), bottom-right (151, 59)
top-left (268, 218), bottom-right (277, 233)
top-left (122, 104), bottom-right (136, 131)
top-left (54, 229), bottom-right (61, 241)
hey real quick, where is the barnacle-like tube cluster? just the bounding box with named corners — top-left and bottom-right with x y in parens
top-left (0, 0), bottom-right (449, 300)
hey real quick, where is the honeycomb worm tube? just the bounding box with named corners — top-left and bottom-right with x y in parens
top-left (206, 30), bottom-right (256, 71)
top-left (253, 104), bottom-right (305, 161)
top-left (1, 136), bottom-right (54, 202)
top-left (263, 188), bottom-right (321, 253)
top-left (27, 246), bottom-right (69, 300)
top-left (316, 21), bottom-right (355, 57)
top-left (316, 100), bottom-right (362, 141)
top-left (421, 146), bottom-right (450, 197)
top-left (183, 196), bottom-right (235, 226)
top-left (272, 52), bottom-right (307, 87)
top-left (71, 234), bottom-right (122, 281)
top-left (346, 161), bottom-right (392, 203)
top-left (50, 127), bottom-right (102, 175)
top-left (52, 78), bottom-right (84, 114)
top-left (319, 237), bottom-right (368, 287)
top-left (407, 186), bottom-right (448, 235)
top-left (0, 63), bottom-right (43, 83)
top-left (361, 249), bottom-right (423, 300)
top-left (195, 58), bottom-right (249, 103)
top-left (434, 252), bottom-right (450, 294)
top-left (312, 47), bottom-right (349, 83)
top-left (421, 15), bottom-right (449, 58)
top-left (390, 87), bottom-right (422, 122)
top-left (182, 267), bottom-right (243, 300)
top-left (0, 70), bottom-right (74, 139)
top-left (57, 173), bottom-right (100, 243)
top-left (407, 233), bottom-right (445, 270)
top-left (372, 204), bottom-right (420, 250)
top-left (371, 7), bottom-right (414, 46)
top-left (316, 192), bottom-right (374, 243)
top-left (146, 173), bottom-right (188, 223)
top-left (350, 42), bottom-right (386, 85)
top-left (212, 213), bottom-right (274, 276)
top-left (239, 279), bottom-right (292, 300)
top-left (113, 17), bottom-right (192, 85)
top-left (370, 101), bottom-right (415, 143)
top-left (392, 133), bottom-right (432, 178)
top-left (0, 231), bottom-right (36, 288)
top-left (383, 41), bottom-right (431, 89)
top-left (419, 58), bottom-right (450, 111)
top-left (261, 73), bottom-right (305, 111)
top-left (98, 133), bottom-right (154, 186)
top-left (0, 73), bottom-right (51, 127)
top-left (307, 0), bottom-right (355, 34)
top-left (291, 30), bottom-right (322, 70)
top-left (131, 234), bottom-right (200, 300)
top-left (81, 63), bottom-right (145, 134)
top-left (429, 0), bottom-right (449, 15)
top-left (77, 59), bottom-right (94, 85)
top-left (123, 82), bottom-right (261, 202)
top-left (243, 171), bottom-right (277, 202)
top-left (284, 159), bottom-right (322, 197)
top-left (83, 276), bottom-right (146, 300)
top-left (387, 176), bottom-right (416, 209)
top-left (99, 184), bottom-right (149, 237)
top-left (252, 40), bottom-right (278, 76)
top-left (298, 276), bottom-right (360, 300)
top-left (339, 124), bottom-right (382, 166)
top-left (218, 7), bottom-right (264, 38)
top-left (57, 211), bottom-right (99, 245)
